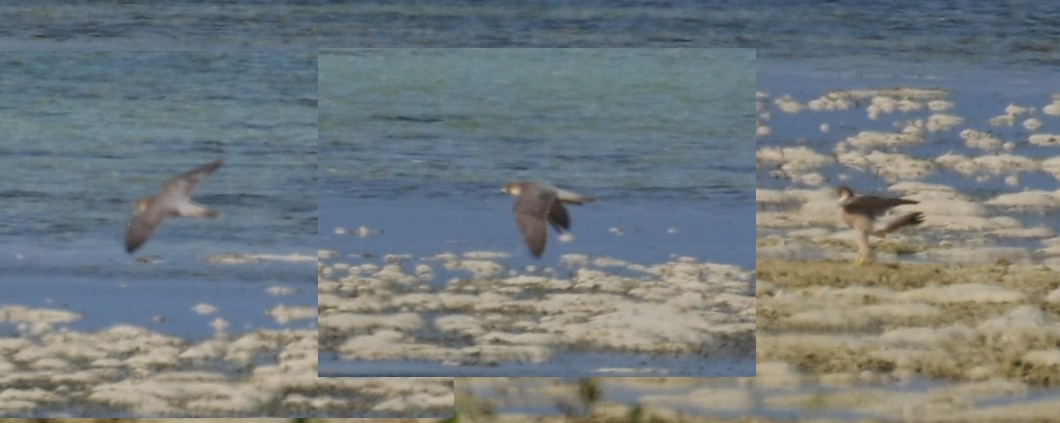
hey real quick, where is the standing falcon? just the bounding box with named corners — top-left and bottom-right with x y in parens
top-left (503, 181), bottom-right (596, 258)
top-left (126, 159), bottom-right (223, 253)
top-left (836, 185), bottom-right (924, 265)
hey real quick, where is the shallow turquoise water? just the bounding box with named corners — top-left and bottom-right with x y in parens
top-left (0, 52), bottom-right (317, 340)
top-left (319, 48), bottom-right (755, 266)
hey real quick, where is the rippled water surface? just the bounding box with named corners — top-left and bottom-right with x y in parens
top-left (2, 1), bottom-right (1057, 69)
top-left (320, 48), bottom-right (755, 267)
top-left (0, 52), bottom-right (318, 340)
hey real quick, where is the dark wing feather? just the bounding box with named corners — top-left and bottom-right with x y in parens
top-left (881, 212), bottom-right (924, 233)
top-left (843, 195), bottom-right (917, 217)
top-left (547, 201), bottom-right (570, 232)
top-left (160, 159), bottom-right (222, 199)
top-left (514, 213), bottom-right (548, 258)
top-left (125, 202), bottom-right (168, 253)
top-left (512, 186), bottom-right (558, 258)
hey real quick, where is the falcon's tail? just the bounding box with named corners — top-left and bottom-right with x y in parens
top-left (876, 212), bottom-right (924, 236)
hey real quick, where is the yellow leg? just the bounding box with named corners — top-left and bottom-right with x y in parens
top-left (854, 253), bottom-right (864, 266)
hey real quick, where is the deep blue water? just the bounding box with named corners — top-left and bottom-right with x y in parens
top-left (1, 1), bottom-right (1057, 71)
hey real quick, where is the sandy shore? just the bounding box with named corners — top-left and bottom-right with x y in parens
top-left (747, 83), bottom-right (1060, 420)
top-left (0, 304), bottom-right (452, 417)
top-left (460, 299), bottom-right (1060, 420)
top-left (756, 259), bottom-right (1060, 420)
top-left (0, 418), bottom-right (769, 423)
top-left (319, 251), bottom-right (755, 376)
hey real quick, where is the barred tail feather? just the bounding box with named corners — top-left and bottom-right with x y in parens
top-left (881, 212), bottom-right (924, 234)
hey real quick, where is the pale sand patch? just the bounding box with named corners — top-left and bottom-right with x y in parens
top-left (845, 130), bottom-right (922, 149)
top-left (356, 225), bottom-right (381, 237)
top-left (960, 128), bottom-right (1003, 150)
top-left (838, 150), bottom-right (934, 181)
top-left (753, 362), bottom-right (806, 388)
top-left (267, 304), bottom-right (315, 324)
top-left (319, 312), bottom-right (425, 332)
top-left (641, 387), bottom-right (754, 410)
top-left (972, 153), bottom-right (1039, 175)
top-left (1041, 237), bottom-right (1060, 257)
top-left (1044, 100), bottom-right (1060, 116)
top-left (898, 283), bottom-right (1027, 304)
top-left (924, 246), bottom-right (1034, 263)
top-left (774, 95), bottom-right (805, 113)
top-left (264, 285), bottom-right (297, 296)
top-left (986, 190), bottom-right (1060, 209)
top-left (928, 99), bottom-right (955, 111)
top-left (878, 325), bottom-right (976, 348)
top-left (1022, 349), bottom-right (1060, 367)
top-left (888, 181), bottom-right (967, 198)
top-left (1041, 156), bottom-right (1060, 180)
top-left (976, 305), bottom-right (1051, 335)
top-left (993, 226), bottom-right (1055, 239)
top-left (1024, 118), bottom-right (1044, 131)
top-left (0, 306), bottom-right (82, 325)
top-left (936, 152), bottom-right (978, 176)
top-left (433, 314), bottom-right (486, 337)
top-left (443, 258), bottom-right (508, 279)
top-left (1006, 103), bottom-right (1036, 116)
top-left (787, 228), bottom-right (831, 239)
top-left (756, 146), bottom-right (833, 179)
top-left (755, 188), bottom-right (796, 205)
top-left (988, 113), bottom-right (1016, 127)
top-left (927, 113), bottom-right (964, 132)
top-left (757, 123), bottom-right (772, 137)
top-left (807, 95), bottom-right (855, 111)
top-left (1029, 133), bottom-right (1060, 146)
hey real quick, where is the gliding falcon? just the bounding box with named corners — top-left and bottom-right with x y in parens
top-left (126, 159), bottom-right (223, 253)
top-left (503, 181), bottom-right (596, 258)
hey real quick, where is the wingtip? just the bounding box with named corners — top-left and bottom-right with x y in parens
top-left (125, 228), bottom-right (147, 254)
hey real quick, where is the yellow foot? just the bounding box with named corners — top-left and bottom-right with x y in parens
top-left (853, 254), bottom-right (865, 266)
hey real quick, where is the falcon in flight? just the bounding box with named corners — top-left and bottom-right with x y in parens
top-left (126, 159), bottom-right (223, 253)
top-left (503, 181), bottom-right (596, 258)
